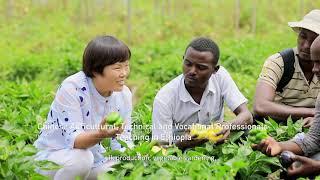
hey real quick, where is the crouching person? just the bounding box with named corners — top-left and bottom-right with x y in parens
top-left (34, 35), bottom-right (133, 179)
top-left (152, 37), bottom-right (252, 150)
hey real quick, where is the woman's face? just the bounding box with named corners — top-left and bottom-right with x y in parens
top-left (93, 60), bottom-right (130, 94)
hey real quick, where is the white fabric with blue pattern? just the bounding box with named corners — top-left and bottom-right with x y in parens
top-left (34, 71), bottom-right (133, 167)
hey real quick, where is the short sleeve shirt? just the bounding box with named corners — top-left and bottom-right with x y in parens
top-left (152, 66), bottom-right (248, 144)
top-left (258, 47), bottom-right (320, 107)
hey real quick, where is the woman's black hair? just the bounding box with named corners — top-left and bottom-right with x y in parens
top-left (82, 35), bottom-right (131, 77)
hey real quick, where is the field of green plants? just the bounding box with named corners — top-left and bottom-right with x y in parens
top-left (1, 0), bottom-right (320, 179)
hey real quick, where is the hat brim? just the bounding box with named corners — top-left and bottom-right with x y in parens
top-left (288, 21), bottom-right (320, 35)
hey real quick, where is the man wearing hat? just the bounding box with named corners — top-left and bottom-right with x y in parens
top-left (253, 35), bottom-right (320, 178)
top-left (253, 9), bottom-right (320, 127)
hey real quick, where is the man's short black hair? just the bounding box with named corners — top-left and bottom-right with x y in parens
top-left (184, 37), bottom-right (220, 64)
top-left (83, 35), bottom-right (131, 77)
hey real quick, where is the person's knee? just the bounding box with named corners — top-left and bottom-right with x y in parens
top-left (66, 149), bottom-right (94, 172)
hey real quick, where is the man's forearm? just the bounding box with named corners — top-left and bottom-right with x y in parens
top-left (229, 111), bottom-right (253, 129)
top-left (279, 141), bottom-right (304, 155)
top-left (74, 131), bottom-right (105, 149)
top-left (255, 100), bottom-right (314, 121)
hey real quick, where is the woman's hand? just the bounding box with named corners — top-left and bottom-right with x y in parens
top-left (98, 118), bottom-right (124, 138)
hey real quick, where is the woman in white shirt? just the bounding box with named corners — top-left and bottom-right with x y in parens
top-left (34, 35), bottom-right (133, 180)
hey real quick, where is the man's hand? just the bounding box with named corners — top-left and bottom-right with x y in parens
top-left (188, 133), bottom-right (208, 144)
top-left (215, 127), bottom-right (230, 144)
top-left (252, 136), bottom-right (282, 156)
top-left (287, 155), bottom-right (320, 177)
top-left (302, 117), bottom-right (314, 128)
top-left (175, 132), bottom-right (208, 150)
top-left (98, 118), bottom-right (124, 138)
top-left (183, 131), bottom-right (208, 144)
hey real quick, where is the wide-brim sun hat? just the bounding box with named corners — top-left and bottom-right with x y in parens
top-left (288, 9), bottom-right (320, 35)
